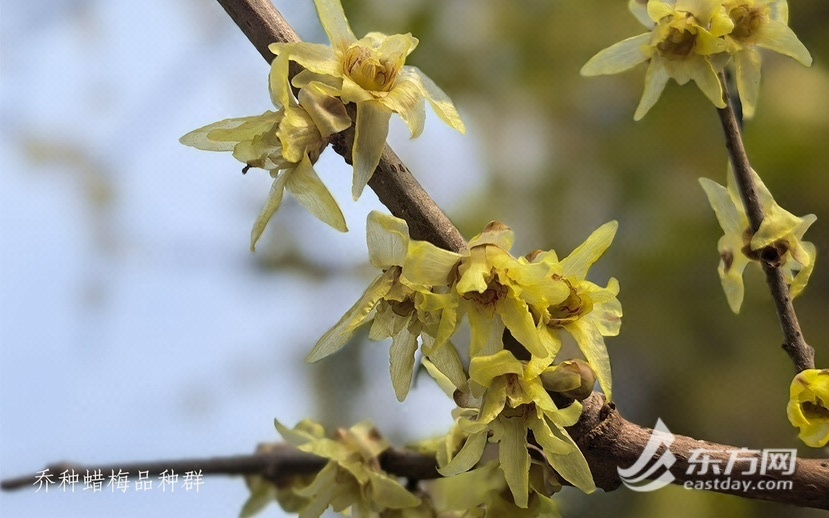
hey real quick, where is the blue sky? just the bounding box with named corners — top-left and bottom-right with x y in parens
top-left (0, 1), bottom-right (477, 516)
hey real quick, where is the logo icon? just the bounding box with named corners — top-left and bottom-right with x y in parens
top-left (617, 418), bottom-right (677, 492)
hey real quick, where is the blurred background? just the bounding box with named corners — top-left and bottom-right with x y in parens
top-left (1, 0), bottom-right (827, 516)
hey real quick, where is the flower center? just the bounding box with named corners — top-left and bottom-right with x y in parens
top-left (547, 282), bottom-right (592, 326)
top-left (728, 5), bottom-right (767, 41)
top-left (657, 16), bottom-right (698, 60)
top-left (802, 399), bottom-right (829, 420)
top-left (343, 44), bottom-right (400, 93)
top-left (464, 278), bottom-right (508, 308)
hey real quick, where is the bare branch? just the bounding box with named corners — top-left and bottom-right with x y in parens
top-left (715, 74), bottom-right (815, 373)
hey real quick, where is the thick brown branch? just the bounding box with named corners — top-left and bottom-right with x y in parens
top-left (715, 74), bottom-right (814, 373)
top-left (215, 0), bottom-right (466, 253)
top-left (570, 394), bottom-right (829, 509)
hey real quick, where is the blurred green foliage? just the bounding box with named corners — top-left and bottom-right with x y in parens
top-left (328, 0), bottom-right (829, 516)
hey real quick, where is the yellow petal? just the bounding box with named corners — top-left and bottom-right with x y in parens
top-left (498, 297), bottom-right (547, 358)
top-left (298, 84), bottom-right (352, 138)
top-left (477, 376), bottom-right (508, 424)
top-left (398, 67), bottom-right (466, 134)
top-left (313, 0), bottom-right (356, 49)
top-left (688, 58), bottom-right (725, 108)
top-left (634, 59), bottom-right (670, 120)
top-left (367, 471), bottom-right (421, 508)
top-left (250, 171), bottom-right (289, 251)
top-left (352, 100), bottom-right (392, 200)
top-left (699, 177), bottom-right (744, 236)
top-left (307, 269), bottom-right (396, 362)
top-left (285, 155), bottom-right (348, 232)
top-left (560, 221), bottom-right (618, 280)
top-left (467, 306), bottom-right (504, 357)
top-left (497, 416), bottom-right (530, 508)
top-left (366, 210), bottom-right (410, 269)
top-left (526, 413), bottom-right (571, 456)
top-left (628, 0), bottom-right (654, 28)
top-left (389, 329), bottom-right (419, 402)
top-left (403, 241), bottom-right (462, 286)
top-left (437, 431), bottom-right (488, 476)
top-left (580, 33), bottom-right (651, 76)
top-left (717, 233), bottom-right (749, 313)
top-left (469, 349), bottom-right (523, 388)
top-left (268, 42), bottom-right (341, 77)
top-left (789, 241), bottom-right (816, 299)
top-left (269, 52), bottom-right (293, 109)
top-left (567, 319), bottom-right (613, 402)
top-left (381, 77), bottom-right (427, 138)
top-left (180, 115), bottom-right (275, 152)
top-left (541, 418), bottom-right (596, 493)
top-left (422, 335), bottom-right (468, 393)
top-left (751, 204), bottom-right (802, 251)
top-left (647, 0), bottom-right (674, 22)
top-left (756, 20), bottom-right (812, 67)
top-left (787, 369), bottom-right (829, 448)
top-left (456, 248), bottom-right (491, 295)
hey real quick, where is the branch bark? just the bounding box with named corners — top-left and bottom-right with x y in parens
top-left (715, 73), bottom-right (815, 373)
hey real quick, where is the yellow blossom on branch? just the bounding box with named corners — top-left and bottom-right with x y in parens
top-left (527, 221), bottom-right (622, 401)
top-left (180, 53), bottom-right (352, 250)
top-left (582, 0), bottom-right (733, 120)
top-left (273, 419), bottom-right (421, 517)
top-left (269, 0), bottom-right (465, 200)
top-left (404, 222), bottom-right (571, 360)
top-left (787, 369), bottom-right (829, 448)
top-left (438, 350), bottom-right (595, 507)
top-left (699, 165), bottom-right (816, 313)
top-left (307, 211), bottom-right (466, 401)
top-left (722, 0), bottom-right (812, 117)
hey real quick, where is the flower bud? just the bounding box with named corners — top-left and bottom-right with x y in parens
top-left (540, 360), bottom-right (596, 400)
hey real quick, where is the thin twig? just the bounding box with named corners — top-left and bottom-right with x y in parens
top-left (715, 73), bottom-right (815, 373)
top-left (0, 447), bottom-right (434, 491)
top-left (215, 0), bottom-right (467, 253)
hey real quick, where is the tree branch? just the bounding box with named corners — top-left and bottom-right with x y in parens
top-left (715, 73), bottom-right (815, 373)
top-left (215, 0), bottom-right (467, 253)
top-left (4, 398), bottom-right (828, 509)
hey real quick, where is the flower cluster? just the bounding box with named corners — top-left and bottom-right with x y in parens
top-left (582, 0), bottom-right (812, 119)
top-left (180, 0), bottom-right (463, 250)
top-left (787, 369), bottom-right (829, 448)
top-left (699, 165), bottom-right (816, 313)
top-left (309, 211), bottom-right (621, 506)
top-left (257, 419), bottom-right (422, 518)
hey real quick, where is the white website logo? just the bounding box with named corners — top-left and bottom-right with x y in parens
top-left (617, 419), bottom-right (797, 493)
top-left (617, 418), bottom-right (677, 492)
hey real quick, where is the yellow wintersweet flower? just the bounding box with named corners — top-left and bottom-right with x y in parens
top-left (269, 0), bottom-right (465, 200)
top-left (582, 0), bottom-right (733, 120)
top-left (438, 350), bottom-right (595, 508)
top-left (699, 165), bottom-right (816, 313)
top-left (787, 369), bottom-right (829, 448)
top-left (722, 0), bottom-right (812, 118)
top-left (528, 222), bottom-right (622, 402)
top-left (180, 54), bottom-right (352, 250)
top-left (274, 419), bottom-right (421, 517)
top-left (408, 222), bottom-right (570, 360)
top-left (307, 211), bottom-right (466, 401)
